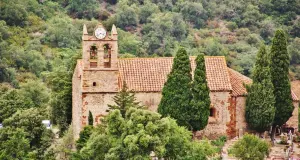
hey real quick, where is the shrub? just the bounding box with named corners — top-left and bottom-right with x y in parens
top-left (229, 134), bottom-right (270, 160)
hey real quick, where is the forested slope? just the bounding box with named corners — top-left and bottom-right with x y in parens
top-left (0, 0), bottom-right (299, 158)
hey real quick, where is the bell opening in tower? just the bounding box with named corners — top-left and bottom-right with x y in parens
top-left (90, 45), bottom-right (98, 68)
top-left (103, 44), bottom-right (111, 68)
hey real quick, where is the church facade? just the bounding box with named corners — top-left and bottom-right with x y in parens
top-left (72, 24), bottom-right (299, 139)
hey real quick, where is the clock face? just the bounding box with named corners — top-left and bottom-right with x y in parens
top-left (95, 28), bottom-right (106, 39)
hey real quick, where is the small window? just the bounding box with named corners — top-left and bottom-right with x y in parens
top-left (93, 82), bottom-right (96, 86)
top-left (210, 108), bottom-right (216, 117)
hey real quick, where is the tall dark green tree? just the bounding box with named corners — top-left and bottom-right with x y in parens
top-left (108, 81), bottom-right (142, 118)
top-left (190, 54), bottom-right (210, 131)
top-left (270, 30), bottom-right (294, 138)
top-left (245, 45), bottom-right (275, 133)
top-left (158, 47), bottom-right (193, 128)
top-left (88, 111), bottom-right (93, 126)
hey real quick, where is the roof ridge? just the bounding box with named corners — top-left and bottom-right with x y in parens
top-left (119, 56), bottom-right (226, 60)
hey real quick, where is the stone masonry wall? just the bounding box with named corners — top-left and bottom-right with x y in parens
top-left (235, 97), bottom-right (247, 133)
top-left (81, 93), bottom-right (116, 127)
top-left (72, 64), bottom-right (82, 139)
top-left (81, 70), bottom-right (119, 93)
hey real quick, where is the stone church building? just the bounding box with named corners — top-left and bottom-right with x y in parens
top-left (72, 24), bottom-right (299, 139)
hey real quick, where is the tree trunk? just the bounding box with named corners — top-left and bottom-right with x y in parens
top-left (271, 125), bottom-right (276, 146)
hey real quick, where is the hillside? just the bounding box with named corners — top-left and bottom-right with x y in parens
top-left (0, 0), bottom-right (299, 159)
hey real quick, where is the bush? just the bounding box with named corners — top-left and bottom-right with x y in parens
top-left (227, 22), bottom-right (238, 31)
top-left (229, 134), bottom-right (270, 160)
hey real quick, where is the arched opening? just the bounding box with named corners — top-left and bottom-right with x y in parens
top-left (92, 82), bottom-right (96, 86)
top-left (103, 44), bottom-right (111, 68)
top-left (210, 108), bottom-right (216, 118)
top-left (90, 45), bottom-right (98, 68)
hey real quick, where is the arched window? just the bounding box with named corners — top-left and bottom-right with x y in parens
top-left (90, 45), bottom-right (98, 59)
top-left (103, 44), bottom-right (111, 68)
top-left (90, 45), bottom-right (98, 68)
top-left (210, 108), bottom-right (216, 118)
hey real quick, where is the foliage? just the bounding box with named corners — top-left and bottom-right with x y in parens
top-left (44, 124), bottom-right (74, 160)
top-left (0, 89), bottom-right (28, 122)
top-left (270, 30), bottom-right (294, 128)
top-left (108, 81), bottom-right (143, 118)
top-left (289, 38), bottom-right (300, 65)
top-left (2, 108), bottom-right (53, 158)
top-left (76, 125), bottom-right (94, 151)
top-left (76, 108), bottom-right (217, 159)
top-left (190, 54), bottom-right (210, 131)
top-left (118, 29), bottom-right (142, 55)
top-left (88, 111), bottom-right (93, 126)
top-left (43, 16), bottom-right (81, 48)
top-left (158, 47), bottom-right (192, 128)
top-left (67, 0), bottom-right (100, 19)
top-left (46, 49), bottom-right (79, 133)
top-left (180, 1), bottom-right (208, 29)
top-left (116, 4), bottom-right (138, 29)
top-left (229, 134), bottom-right (270, 160)
top-left (245, 45), bottom-right (275, 132)
top-left (0, 127), bottom-right (31, 159)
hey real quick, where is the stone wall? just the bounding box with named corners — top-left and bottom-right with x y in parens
top-left (286, 101), bottom-right (299, 131)
top-left (135, 92), bottom-right (162, 111)
top-left (81, 70), bottom-right (119, 93)
top-left (235, 97), bottom-right (247, 133)
top-left (82, 93), bottom-right (116, 127)
top-left (199, 92), bottom-right (231, 139)
top-left (72, 63), bottom-right (82, 139)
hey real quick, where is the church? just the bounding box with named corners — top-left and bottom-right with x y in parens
top-left (72, 24), bottom-right (299, 139)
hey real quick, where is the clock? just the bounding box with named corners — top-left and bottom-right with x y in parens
top-left (94, 27), bottom-right (106, 39)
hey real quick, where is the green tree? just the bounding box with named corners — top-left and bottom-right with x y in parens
top-left (180, 1), bottom-right (208, 29)
top-left (0, 127), bottom-right (31, 159)
top-left (2, 108), bottom-right (53, 158)
top-left (88, 111), bottom-right (93, 126)
top-left (116, 4), bottom-right (138, 30)
top-left (245, 45), bottom-right (275, 133)
top-left (43, 16), bottom-right (81, 48)
top-left (289, 38), bottom-right (300, 65)
top-left (139, 1), bottom-right (160, 24)
top-left (270, 30), bottom-right (294, 139)
top-left (108, 81), bottom-right (142, 118)
top-left (158, 47), bottom-right (192, 128)
top-left (75, 125), bottom-right (94, 151)
top-left (67, 0), bottom-right (100, 19)
top-left (190, 54), bottom-right (210, 131)
top-left (76, 108), bottom-right (217, 159)
top-left (18, 80), bottom-right (49, 108)
top-left (229, 134), bottom-right (270, 160)
top-left (0, 89), bottom-right (28, 122)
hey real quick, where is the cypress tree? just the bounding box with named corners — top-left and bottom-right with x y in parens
top-left (270, 30), bottom-right (294, 138)
top-left (108, 81), bottom-right (142, 118)
top-left (245, 45), bottom-right (275, 133)
top-left (190, 54), bottom-right (210, 131)
top-left (158, 47), bottom-right (193, 128)
top-left (88, 110), bottom-right (93, 126)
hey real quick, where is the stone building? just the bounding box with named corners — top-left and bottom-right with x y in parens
top-left (72, 24), bottom-right (299, 139)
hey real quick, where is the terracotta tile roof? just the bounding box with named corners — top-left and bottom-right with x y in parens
top-left (228, 68), bottom-right (252, 96)
top-left (118, 56), bottom-right (232, 92)
top-left (228, 68), bottom-right (299, 102)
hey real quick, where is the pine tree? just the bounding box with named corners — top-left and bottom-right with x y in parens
top-left (245, 45), bottom-right (275, 133)
top-left (108, 81), bottom-right (142, 118)
top-left (88, 110), bottom-right (93, 126)
top-left (270, 30), bottom-right (294, 138)
top-left (190, 54), bottom-right (210, 131)
top-left (158, 47), bottom-right (193, 128)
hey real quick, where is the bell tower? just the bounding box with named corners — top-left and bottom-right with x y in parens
top-left (81, 24), bottom-right (119, 93)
